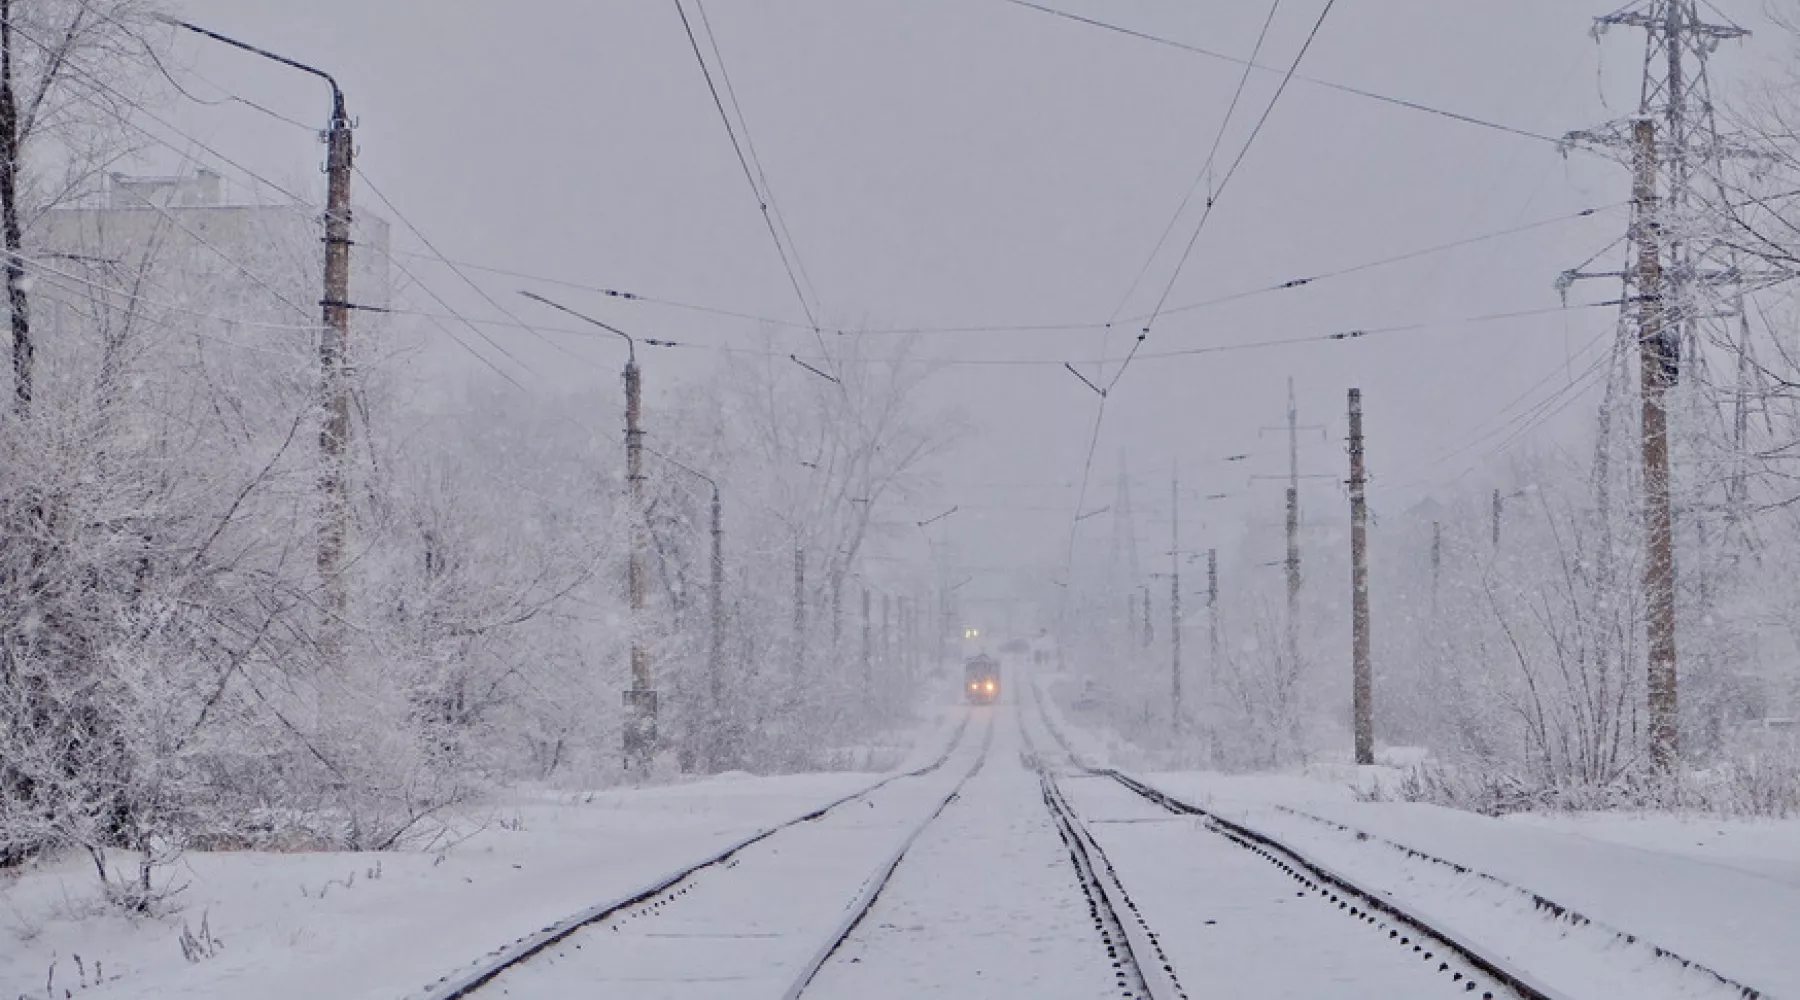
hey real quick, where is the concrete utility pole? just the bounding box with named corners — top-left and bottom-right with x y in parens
top-left (623, 354), bottom-right (655, 767)
top-left (882, 593), bottom-right (892, 675)
top-left (1170, 472), bottom-right (1183, 735)
top-left (318, 85), bottom-right (353, 604)
top-left (518, 291), bottom-right (655, 767)
top-left (1348, 388), bottom-right (1373, 766)
top-left (831, 582), bottom-right (843, 663)
top-left (707, 481), bottom-right (724, 760)
top-left (162, 18), bottom-right (355, 605)
top-left (1431, 520), bottom-right (1442, 614)
top-left (793, 547), bottom-right (807, 697)
top-left (1207, 548), bottom-right (1220, 661)
top-left (897, 597), bottom-right (911, 678)
top-left (918, 506), bottom-right (957, 673)
top-left (1262, 378), bottom-right (1319, 681)
top-left (1127, 591), bottom-right (1139, 653)
top-left (862, 586), bottom-right (872, 697)
top-left (1634, 118), bottom-right (1680, 771)
top-left (1285, 485), bottom-right (1301, 672)
top-left (1142, 584), bottom-right (1153, 648)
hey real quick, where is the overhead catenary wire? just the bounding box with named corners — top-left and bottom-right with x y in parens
top-left (385, 248), bottom-right (1108, 337)
top-left (381, 202), bottom-right (1623, 344)
top-left (670, 0), bottom-right (826, 344)
top-left (991, 0), bottom-right (1563, 146)
top-left (692, 0), bottom-right (824, 314)
top-left (1132, 0), bottom-right (1341, 363)
top-left (1057, 0), bottom-right (1339, 601)
top-left (1149, 204), bottom-right (1626, 322)
top-left (475, 299), bottom-right (1620, 370)
top-left (27, 33), bottom-right (1633, 401)
top-left (1106, 0), bottom-right (1285, 334)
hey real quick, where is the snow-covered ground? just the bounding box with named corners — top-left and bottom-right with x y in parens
top-left (0, 710), bottom-right (961, 1000)
top-left (13, 671), bottom-right (1800, 1000)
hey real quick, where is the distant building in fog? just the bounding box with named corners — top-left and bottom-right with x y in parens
top-left (30, 168), bottom-right (390, 324)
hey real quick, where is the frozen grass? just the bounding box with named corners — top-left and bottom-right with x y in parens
top-left (1376, 751), bottom-right (1800, 819)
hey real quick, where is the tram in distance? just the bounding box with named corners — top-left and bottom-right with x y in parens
top-left (965, 653), bottom-right (1000, 705)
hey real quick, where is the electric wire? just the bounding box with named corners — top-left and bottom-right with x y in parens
top-left (28, 239), bottom-right (535, 390)
top-left (557, 301), bottom-right (1622, 375)
top-left (179, 39), bottom-right (1632, 356)
top-left (1135, 0), bottom-right (1341, 356)
top-left (22, 253), bottom-right (320, 330)
top-left (671, 0), bottom-right (825, 342)
top-left (354, 165), bottom-right (595, 368)
top-left (26, 22), bottom-right (554, 387)
top-left (991, 0), bottom-right (1562, 146)
top-left (1376, 329), bottom-right (1619, 493)
top-left (387, 203), bottom-right (1617, 343)
top-left (1058, 0), bottom-right (1341, 601)
top-left (143, 35), bottom-right (318, 133)
top-left (693, 0), bottom-right (824, 314)
top-left (31, 268), bottom-right (311, 364)
top-left (1106, 0), bottom-right (1285, 334)
top-left (1150, 204), bottom-right (1625, 322)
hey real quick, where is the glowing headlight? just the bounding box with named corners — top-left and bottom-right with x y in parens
top-left (984, 681), bottom-right (996, 692)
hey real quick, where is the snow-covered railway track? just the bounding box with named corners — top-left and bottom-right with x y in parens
top-left (1099, 770), bottom-right (1565, 1000)
top-left (778, 716), bottom-right (996, 998)
top-left (1036, 758), bottom-right (1191, 1000)
top-left (410, 712), bottom-right (982, 1000)
top-left (1023, 681), bottom-right (1573, 1000)
top-left (1256, 803), bottom-right (1769, 1000)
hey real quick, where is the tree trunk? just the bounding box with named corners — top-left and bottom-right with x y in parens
top-left (0, 0), bottom-right (30, 413)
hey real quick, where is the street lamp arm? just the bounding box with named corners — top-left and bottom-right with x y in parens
top-left (160, 16), bottom-right (343, 110)
top-left (518, 290), bottom-right (636, 362)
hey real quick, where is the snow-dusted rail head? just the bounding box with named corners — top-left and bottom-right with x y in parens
top-left (1038, 767), bottom-right (1191, 1000)
top-left (1024, 677), bottom-right (1598, 1000)
top-left (407, 712), bottom-right (978, 1000)
top-left (1103, 770), bottom-right (1573, 1000)
top-left (1257, 803), bottom-right (1771, 1000)
top-left (778, 719), bottom-right (996, 999)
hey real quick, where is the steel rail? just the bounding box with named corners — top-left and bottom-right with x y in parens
top-left (1023, 678), bottom-right (1573, 1000)
top-left (1263, 802), bottom-right (1768, 1000)
top-left (779, 716), bottom-right (998, 999)
top-left (417, 711), bottom-right (976, 1000)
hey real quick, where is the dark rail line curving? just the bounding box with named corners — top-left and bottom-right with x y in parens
top-left (1261, 802), bottom-right (1766, 1000)
top-left (1024, 677), bottom-right (1581, 1000)
top-left (779, 716), bottom-right (998, 998)
top-left (414, 711), bottom-right (978, 1000)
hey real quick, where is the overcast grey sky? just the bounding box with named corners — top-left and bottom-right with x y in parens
top-left (153, 0), bottom-right (1781, 611)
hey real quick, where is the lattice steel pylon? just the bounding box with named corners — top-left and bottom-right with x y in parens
top-left (1561, 1), bottom-right (1757, 380)
top-left (1561, 0), bottom-right (1778, 526)
top-left (1560, 1), bottom-right (1772, 770)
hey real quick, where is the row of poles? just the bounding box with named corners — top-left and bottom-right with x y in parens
top-left (161, 14), bottom-right (1675, 777)
top-left (1115, 385), bottom-right (1374, 765)
top-left (161, 18), bottom-right (950, 773)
